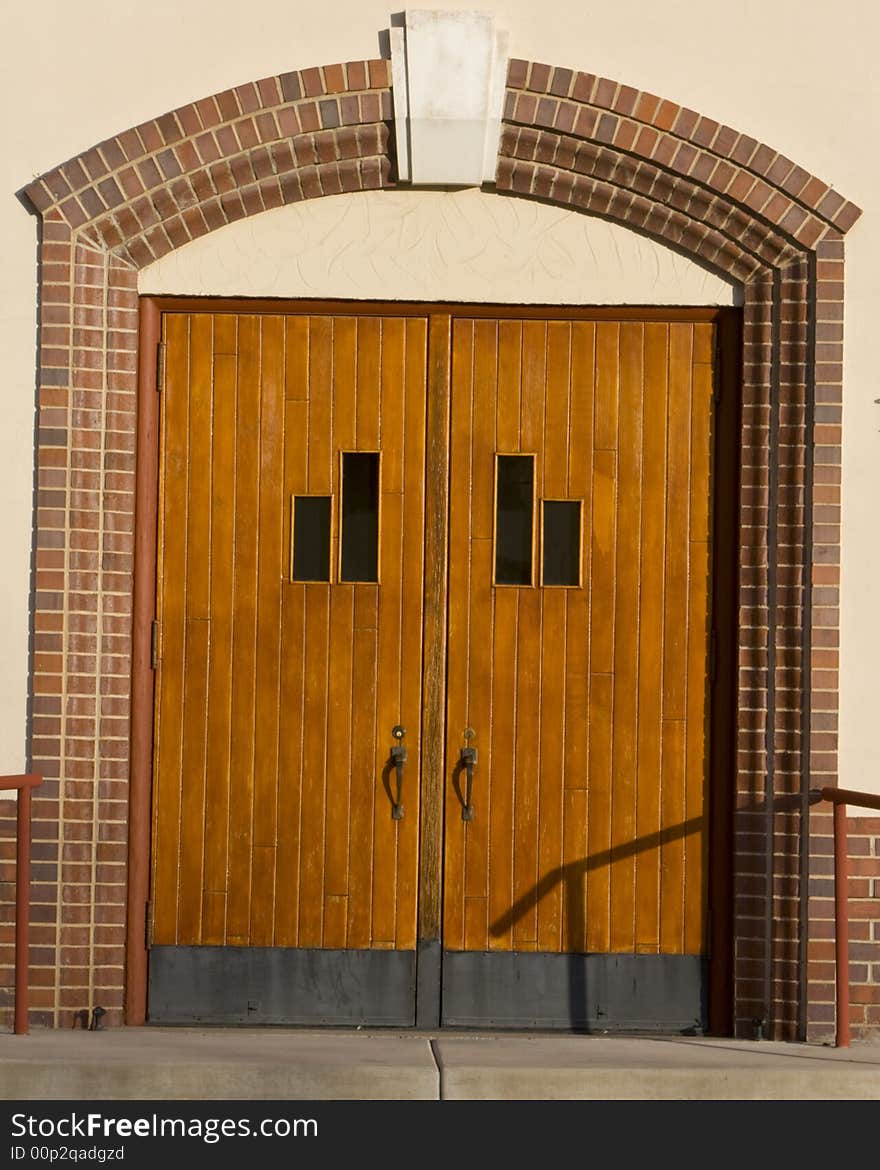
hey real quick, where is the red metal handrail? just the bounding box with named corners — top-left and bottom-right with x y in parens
top-left (1, 774), bottom-right (42, 1034)
top-left (809, 785), bottom-right (880, 1048)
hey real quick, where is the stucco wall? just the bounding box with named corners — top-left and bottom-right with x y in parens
top-left (2, 0), bottom-right (877, 793)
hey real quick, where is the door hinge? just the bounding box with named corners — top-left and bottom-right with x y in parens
top-left (145, 900), bottom-right (153, 949)
top-left (156, 342), bottom-right (166, 393)
top-left (151, 620), bottom-right (160, 669)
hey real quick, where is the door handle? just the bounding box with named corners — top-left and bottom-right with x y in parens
top-left (460, 728), bottom-right (478, 822)
top-left (390, 725), bottom-right (407, 820)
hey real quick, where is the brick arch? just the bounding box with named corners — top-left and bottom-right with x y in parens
top-left (17, 55), bottom-right (860, 1040)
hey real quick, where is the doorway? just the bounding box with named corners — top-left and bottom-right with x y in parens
top-left (144, 302), bottom-right (736, 1031)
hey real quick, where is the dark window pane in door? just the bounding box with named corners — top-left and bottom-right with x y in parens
top-left (292, 496), bottom-right (332, 581)
top-left (341, 452), bottom-right (380, 582)
top-left (542, 500), bottom-right (582, 586)
top-left (495, 455), bottom-right (534, 585)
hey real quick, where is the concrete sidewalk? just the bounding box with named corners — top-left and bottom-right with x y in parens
top-left (0, 1028), bottom-right (878, 1100)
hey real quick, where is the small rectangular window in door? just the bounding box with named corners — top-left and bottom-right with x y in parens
top-left (542, 499), bottom-right (583, 587)
top-left (290, 495), bottom-right (332, 582)
top-left (494, 454), bottom-right (535, 586)
top-left (340, 451), bottom-right (380, 583)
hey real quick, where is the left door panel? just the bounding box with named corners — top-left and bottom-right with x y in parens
top-left (148, 312), bottom-right (428, 1024)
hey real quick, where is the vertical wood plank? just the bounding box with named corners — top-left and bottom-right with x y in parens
top-left (660, 324), bottom-right (694, 952)
top-left (685, 349), bottom-right (714, 953)
top-left (396, 317), bottom-right (428, 951)
top-left (324, 585), bottom-right (354, 900)
top-left (536, 323), bottom-right (569, 951)
top-left (443, 318), bottom-right (473, 952)
top-left (176, 620), bottom-right (209, 944)
top-left (249, 848), bottom-right (275, 945)
top-left (690, 330), bottom-right (714, 545)
top-left (250, 317), bottom-right (285, 945)
top-left (356, 317), bottom-right (381, 450)
top-left (225, 315), bottom-right (261, 945)
top-left (324, 895), bottom-right (348, 948)
top-left (537, 588), bottom-right (565, 951)
top-left (274, 380), bottom-right (309, 946)
top-left (463, 537), bottom-right (492, 913)
top-left (354, 585), bottom-right (378, 629)
top-left (685, 532), bottom-right (711, 953)
top-left (520, 320), bottom-right (546, 490)
top-left (202, 336), bottom-right (237, 945)
top-left (175, 313), bottom-right (212, 944)
top-left (563, 591), bottom-right (590, 792)
top-left (464, 898), bottom-right (489, 951)
top-left (663, 324), bottom-right (693, 721)
top-left (347, 625), bottom-right (378, 947)
top-left (418, 314), bottom-right (451, 957)
top-left (285, 316), bottom-right (309, 399)
top-left (320, 613), bottom-right (351, 940)
top-left (373, 488), bottom-right (403, 944)
top-left (543, 322), bottom-right (571, 498)
top-left (568, 322), bottom-right (595, 499)
top-left (496, 320), bottom-right (522, 451)
top-left (471, 320), bottom-right (497, 540)
top-left (323, 318), bottom-right (358, 918)
top-left (487, 589), bottom-right (516, 951)
top-left (344, 319), bottom-right (376, 947)
top-left (464, 330), bottom-right (495, 939)
top-left (594, 322), bottom-right (619, 451)
top-left (512, 587), bottom-right (541, 950)
top-left (584, 321), bottom-right (616, 955)
top-left (274, 586), bottom-right (305, 946)
top-left (185, 315), bottom-right (213, 617)
top-left (152, 313), bottom-right (189, 944)
top-left (298, 584), bottom-right (330, 946)
top-left (564, 323), bottom-right (594, 797)
top-left (692, 320), bottom-right (714, 366)
top-left (634, 323), bottom-right (669, 952)
top-left (372, 318), bottom-right (405, 944)
top-left (332, 317), bottom-right (358, 452)
top-left (590, 449), bottom-right (617, 676)
top-left (609, 322), bottom-right (643, 952)
top-left (562, 788), bottom-right (587, 952)
top-left (660, 718), bottom-right (687, 953)
top-left (307, 317), bottom-right (333, 494)
top-left (380, 317), bottom-right (405, 489)
top-left (586, 671), bottom-right (614, 952)
top-left (284, 398), bottom-right (309, 586)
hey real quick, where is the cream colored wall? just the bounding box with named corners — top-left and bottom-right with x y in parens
top-left (3, 1), bottom-right (878, 792)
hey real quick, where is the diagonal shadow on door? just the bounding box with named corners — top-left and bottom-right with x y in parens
top-left (488, 816), bottom-right (705, 1032)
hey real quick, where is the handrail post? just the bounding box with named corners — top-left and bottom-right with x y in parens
top-left (809, 785), bottom-right (880, 1048)
top-left (2, 774), bottom-right (41, 1036)
top-left (14, 782), bottom-right (33, 1035)
top-left (832, 798), bottom-right (850, 1049)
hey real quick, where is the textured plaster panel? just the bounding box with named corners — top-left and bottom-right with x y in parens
top-left (138, 188), bottom-right (738, 304)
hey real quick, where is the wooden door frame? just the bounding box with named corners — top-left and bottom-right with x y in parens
top-left (127, 297), bottom-right (738, 1031)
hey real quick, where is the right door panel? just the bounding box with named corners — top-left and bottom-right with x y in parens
top-left (443, 318), bottom-right (715, 1030)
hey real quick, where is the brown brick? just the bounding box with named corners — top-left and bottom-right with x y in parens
top-left (593, 77), bottom-right (617, 109)
top-left (527, 62), bottom-right (551, 93)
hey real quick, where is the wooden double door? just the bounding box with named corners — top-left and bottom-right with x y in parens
top-left (147, 305), bottom-right (728, 1031)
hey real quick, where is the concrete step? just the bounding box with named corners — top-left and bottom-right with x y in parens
top-left (433, 1034), bottom-right (880, 1099)
top-left (0, 1028), bottom-right (877, 1100)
